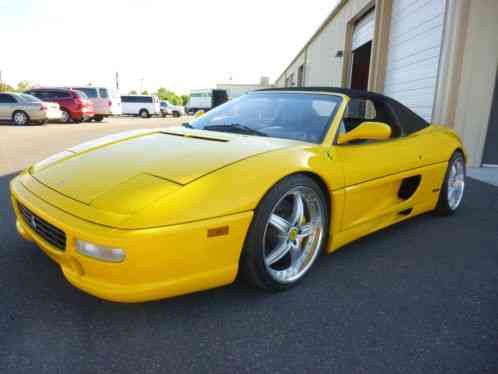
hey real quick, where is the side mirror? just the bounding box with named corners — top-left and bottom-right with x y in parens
top-left (337, 121), bottom-right (392, 145)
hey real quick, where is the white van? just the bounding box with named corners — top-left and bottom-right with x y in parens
top-left (120, 95), bottom-right (161, 118)
top-left (186, 89), bottom-right (228, 114)
top-left (67, 86), bottom-right (122, 121)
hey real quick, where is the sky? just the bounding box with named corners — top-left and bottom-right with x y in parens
top-left (0, 0), bottom-right (339, 95)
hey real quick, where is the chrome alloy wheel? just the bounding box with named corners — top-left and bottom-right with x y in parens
top-left (447, 156), bottom-right (465, 210)
top-left (263, 186), bottom-right (325, 283)
top-left (13, 111), bottom-right (28, 126)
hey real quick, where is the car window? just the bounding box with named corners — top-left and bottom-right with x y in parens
top-left (19, 94), bottom-right (42, 103)
top-left (338, 98), bottom-right (376, 136)
top-left (99, 88), bottom-right (109, 98)
top-left (190, 92), bottom-right (342, 143)
top-left (338, 97), bottom-right (401, 141)
top-left (0, 93), bottom-right (17, 103)
top-left (74, 87), bottom-right (97, 98)
top-left (50, 90), bottom-right (71, 99)
top-left (27, 91), bottom-right (46, 100)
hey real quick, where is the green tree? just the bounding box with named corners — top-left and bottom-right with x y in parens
top-left (129, 90), bottom-right (137, 95)
top-left (155, 87), bottom-right (185, 105)
top-left (180, 95), bottom-right (190, 106)
top-left (16, 80), bottom-right (31, 92)
top-left (141, 90), bottom-right (149, 95)
top-left (0, 83), bottom-right (15, 92)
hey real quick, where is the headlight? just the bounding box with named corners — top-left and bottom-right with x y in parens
top-left (76, 240), bottom-right (126, 263)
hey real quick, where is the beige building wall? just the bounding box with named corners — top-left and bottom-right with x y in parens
top-left (307, 0), bottom-right (372, 86)
top-left (287, 52), bottom-right (307, 86)
top-left (275, 0), bottom-right (373, 87)
top-left (452, 0), bottom-right (498, 166)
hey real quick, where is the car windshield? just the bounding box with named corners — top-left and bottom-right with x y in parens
top-left (189, 92), bottom-right (342, 143)
top-left (99, 88), bottom-right (109, 98)
top-left (19, 93), bottom-right (42, 103)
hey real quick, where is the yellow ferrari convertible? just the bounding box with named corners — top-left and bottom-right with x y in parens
top-left (10, 88), bottom-right (466, 302)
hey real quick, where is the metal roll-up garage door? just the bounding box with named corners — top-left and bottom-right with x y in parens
top-left (352, 10), bottom-right (375, 51)
top-left (384, 0), bottom-right (445, 121)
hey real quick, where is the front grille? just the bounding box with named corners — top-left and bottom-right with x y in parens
top-left (17, 202), bottom-right (67, 250)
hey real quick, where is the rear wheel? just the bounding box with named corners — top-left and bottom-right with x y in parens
top-left (240, 174), bottom-right (329, 291)
top-left (60, 109), bottom-right (71, 123)
top-left (12, 111), bottom-right (29, 126)
top-left (173, 111), bottom-right (181, 118)
top-left (139, 109), bottom-right (150, 118)
top-left (94, 115), bottom-right (104, 122)
top-left (434, 151), bottom-right (466, 216)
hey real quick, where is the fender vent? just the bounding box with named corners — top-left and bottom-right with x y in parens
top-left (398, 175), bottom-right (421, 200)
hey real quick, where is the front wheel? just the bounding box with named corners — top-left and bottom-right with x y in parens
top-left (139, 109), bottom-right (150, 118)
top-left (240, 174), bottom-right (329, 291)
top-left (173, 111), bottom-right (181, 118)
top-left (434, 151), bottom-right (466, 215)
top-left (12, 111), bottom-right (29, 126)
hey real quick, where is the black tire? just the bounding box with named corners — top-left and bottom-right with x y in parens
top-left (12, 110), bottom-right (30, 126)
top-left (240, 174), bottom-right (329, 291)
top-left (434, 151), bottom-right (466, 216)
top-left (173, 111), bottom-right (181, 118)
top-left (139, 109), bottom-right (150, 118)
top-left (94, 115), bottom-right (104, 122)
top-left (161, 111), bottom-right (167, 118)
top-left (60, 109), bottom-right (72, 123)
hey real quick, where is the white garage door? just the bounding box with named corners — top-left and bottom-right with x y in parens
top-left (384, 0), bottom-right (445, 121)
top-left (352, 10), bottom-right (375, 51)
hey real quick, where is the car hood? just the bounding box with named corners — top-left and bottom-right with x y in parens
top-left (30, 127), bottom-right (299, 206)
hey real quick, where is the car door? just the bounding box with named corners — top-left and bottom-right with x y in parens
top-left (0, 93), bottom-right (18, 120)
top-left (332, 98), bottom-right (424, 231)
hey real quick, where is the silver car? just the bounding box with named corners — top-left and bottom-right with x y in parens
top-left (0, 92), bottom-right (62, 125)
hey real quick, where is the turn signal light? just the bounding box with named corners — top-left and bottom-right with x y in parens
top-left (76, 239), bottom-right (126, 263)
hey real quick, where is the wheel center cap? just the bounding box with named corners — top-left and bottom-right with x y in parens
top-left (289, 227), bottom-right (299, 241)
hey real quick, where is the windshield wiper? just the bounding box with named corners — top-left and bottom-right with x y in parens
top-left (204, 124), bottom-right (267, 137)
top-left (182, 122), bottom-right (194, 128)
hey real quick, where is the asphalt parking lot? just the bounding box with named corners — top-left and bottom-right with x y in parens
top-left (1, 118), bottom-right (497, 373)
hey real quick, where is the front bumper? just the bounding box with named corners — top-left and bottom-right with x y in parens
top-left (10, 174), bottom-right (253, 302)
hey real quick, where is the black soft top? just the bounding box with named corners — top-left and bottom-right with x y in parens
top-left (256, 87), bottom-right (430, 135)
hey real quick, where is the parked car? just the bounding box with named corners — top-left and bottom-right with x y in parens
top-left (185, 89), bottom-right (228, 114)
top-left (25, 88), bottom-right (94, 123)
top-left (66, 86), bottom-right (122, 122)
top-left (0, 92), bottom-right (62, 125)
top-left (121, 95), bottom-right (161, 118)
top-left (9, 87), bottom-right (467, 302)
top-left (159, 101), bottom-right (172, 117)
top-left (160, 100), bottom-right (185, 117)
